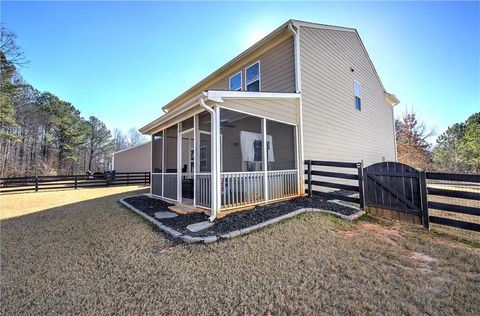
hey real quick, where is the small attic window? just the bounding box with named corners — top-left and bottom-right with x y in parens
top-left (245, 61), bottom-right (260, 92)
top-left (354, 80), bottom-right (362, 111)
top-left (229, 72), bottom-right (242, 91)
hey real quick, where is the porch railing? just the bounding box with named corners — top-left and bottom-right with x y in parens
top-left (267, 170), bottom-right (298, 200)
top-left (219, 170), bottom-right (299, 209)
top-left (195, 173), bottom-right (211, 208)
top-left (220, 172), bottom-right (264, 209)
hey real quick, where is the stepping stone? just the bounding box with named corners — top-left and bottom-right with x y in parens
top-left (154, 211), bottom-right (178, 219)
top-left (186, 221), bottom-right (214, 232)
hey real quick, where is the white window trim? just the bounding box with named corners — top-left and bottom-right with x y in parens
top-left (354, 80), bottom-right (362, 111)
top-left (229, 71), bottom-right (242, 91)
top-left (245, 60), bottom-right (261, 91)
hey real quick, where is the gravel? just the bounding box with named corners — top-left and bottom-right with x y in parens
top-left (123, 195), bottom-right (360, 238)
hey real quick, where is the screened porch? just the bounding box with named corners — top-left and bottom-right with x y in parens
top-left (150, 104), bottom-right (301, 213)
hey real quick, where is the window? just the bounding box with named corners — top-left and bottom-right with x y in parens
top-left (229, 72), bottom-right (242, 91)
top-left (245, 61), bottom-right (260, 92)
top-left (354, 80), bottom-right (361, 111)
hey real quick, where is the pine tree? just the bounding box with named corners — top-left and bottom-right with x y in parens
top-left (85, 116), bottom-right (114, 171)
top-left (432, 123), bottom-right (466, 172)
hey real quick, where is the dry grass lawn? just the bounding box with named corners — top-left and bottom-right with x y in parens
top-left (1, 187), bottom-right (479, 315)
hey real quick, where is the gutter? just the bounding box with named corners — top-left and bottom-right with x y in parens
top-left (199, 98), bottom-right (218, 222)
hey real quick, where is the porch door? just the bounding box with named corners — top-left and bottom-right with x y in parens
top-left (180, 130), bottom-right (194, 204)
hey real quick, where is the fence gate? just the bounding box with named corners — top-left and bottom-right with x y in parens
top-left (363, 162), bottom-right (427, 225)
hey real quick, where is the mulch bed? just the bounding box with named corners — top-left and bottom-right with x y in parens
top-left (123, 195), bottom-right (359, 238)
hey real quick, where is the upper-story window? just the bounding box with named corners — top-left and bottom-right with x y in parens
top-left (229, 72), bottom-right (242, 91)
top-left (354, 80), bottom-right (361, 111)
top-left (245, 61), bottom-right (260, 92)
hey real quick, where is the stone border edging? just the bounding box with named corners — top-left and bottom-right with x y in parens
top-left (120, 196), bottom-right (365, 243)
top-left (120, 198), bottom-right (218, 243)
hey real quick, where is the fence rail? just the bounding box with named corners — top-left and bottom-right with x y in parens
top-left (304, 160), bottom-right (363, 208)
top-left (425, 171), bottom-right (480, 232)
top-left (0, 172), bottom-right (150, 194)
top-left (304, 160), bottom-right (479, 233)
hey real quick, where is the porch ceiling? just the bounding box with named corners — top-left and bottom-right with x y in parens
top-left (140, 91), bottom-right (301, 135)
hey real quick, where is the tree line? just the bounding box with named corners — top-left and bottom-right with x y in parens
top-left (396, 111), bottom-right (479, 174)
top-left (0, 26), bottom-right (146, 178)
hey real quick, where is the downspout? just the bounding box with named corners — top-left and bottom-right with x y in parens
top-left (199, 98), bottom-right (218, 221)
top-left (289, 22), bottom-right (305, 194)
top-left (288, 22), bottom-right (302, 92)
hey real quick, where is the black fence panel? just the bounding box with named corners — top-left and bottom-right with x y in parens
top-left (304, 160), bottom-right (363, 208)
top-left (0, 171), bottom-right (150, 194)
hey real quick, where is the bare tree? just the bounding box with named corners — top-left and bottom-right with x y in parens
top-left (127, 127), bottom-right (147, 147)
top-left (113, 128), bottom-right (128, 151)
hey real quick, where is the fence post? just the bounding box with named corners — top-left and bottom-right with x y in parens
top-left (419, 171), bottom-right (430, 230)
top-left (35, 176), bottom-right (39, 192)
top-left (357, 161), bottom-right (365, 210)
top-left (74, 175), bottom-right (78, 189)
top-left (307, 160), bottom-right (312, 198)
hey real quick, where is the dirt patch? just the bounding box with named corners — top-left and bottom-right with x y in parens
top-left (410, 251), bottom-right (437, 263)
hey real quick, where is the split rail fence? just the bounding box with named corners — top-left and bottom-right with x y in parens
top-left (0, 172), bottom-right (150, 194)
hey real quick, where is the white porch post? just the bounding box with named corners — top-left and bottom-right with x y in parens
top-left (214, 105), bottom-right (221, 214)
top-left (193, 115), bottom-right (197, 206)
top-left (298, 97), bottom-right (305, 195)
top-left (262, 118), bottom-right (268, 203)
top-left (161, 130), bottom-right (165, 197)
top-left (177, 123), bottom-right (181, 202)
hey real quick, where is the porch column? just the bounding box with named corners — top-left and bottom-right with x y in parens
top-left (176, 122), bottom-right (181, 202)
top-left (193, 115), bottom-right (197, 206)
top-left (214, 105), bottom-right (221, 214)
top-left (262, 118), bottom-right (268, 202)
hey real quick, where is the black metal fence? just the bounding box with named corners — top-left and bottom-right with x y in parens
top-left (0, 172), bottom-right (150, 194)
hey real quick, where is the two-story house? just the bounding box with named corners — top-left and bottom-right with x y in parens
top-left (139, 19), bottom-right (399, 220)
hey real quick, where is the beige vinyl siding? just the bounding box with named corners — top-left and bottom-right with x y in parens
top-left (113, 142), bottom-right (151, 173)
top-left (220, 98), bottom-right (299, 125)
top-left (209, 37), bottom-right (295, 93)
top-left (300, 26), bottom-right (396, 168)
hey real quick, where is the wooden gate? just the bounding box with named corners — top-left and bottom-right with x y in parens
top-left (363, 162), bottom-right (427, 225)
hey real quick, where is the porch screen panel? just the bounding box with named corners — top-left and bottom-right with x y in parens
top-left (266, 120), bottom-right (298, 200)
top-left (198, 111), bottom-right (211, 132)
top-left (220, 108), bottom-right (263, 172)
top-left (152, 133), bottom-right (163, 173)
top-left (164, 125), bottom-right (178, 200)
top-left (151, 174), bottom-right (162, 196)
top-left (163, 174), bottom-right (177, 200)
top-left (265, 120), bottom-right (296, 170)
top-left (199, 133), bottom-right (211, 172)
top-left (164, 125), bottom-right (178, 173)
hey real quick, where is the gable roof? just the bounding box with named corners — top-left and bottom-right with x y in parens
top-left (141, 19), bottom-right (398, 132)
top-left (160, 19), bottom-right (368, 113)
